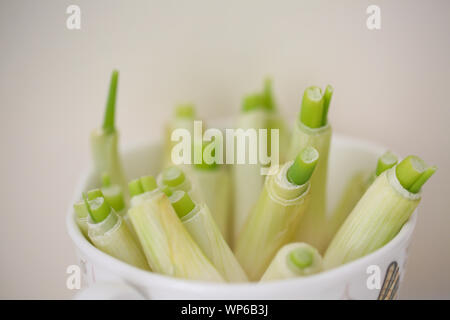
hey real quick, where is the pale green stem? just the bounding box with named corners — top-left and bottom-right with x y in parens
top-left (129, 179), bottom-right (144, 197)
top-left (321, 85), bottom-right (333, 126)
top-left (102, 173), bottom-right (111, 187)
top-left (102, 70), bottom-right (119, 134)
top-left (140, 175), bottom-right (157, 192)
top-left (376, 151), bottom-right (398, 176)
top-left (289, 248), bottom-right (313, 269)
top-left (409, 166), bottom-right (437, 193)
top-left (299, 86), bottom-right (325, 128)
top-left (170, 191), bottom-right (196, 219)
top-left (87, 188), bottom-right (103, 201)
top-left (396, 155), bottom-right (436, 193)
top-left (287, 146), bottom-right (319, 185)
top-left (162, 166), bottom-right (186, 187)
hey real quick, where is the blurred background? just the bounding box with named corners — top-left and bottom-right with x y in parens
top-left (0, 0), bottom-right (449, 299)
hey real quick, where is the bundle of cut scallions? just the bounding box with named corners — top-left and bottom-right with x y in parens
top-left (128, 175), bottom-right (224, 281)
top-left (232, 79), bottom-right (289, 244)
top-left (72, 71), bottom-right (436, 285)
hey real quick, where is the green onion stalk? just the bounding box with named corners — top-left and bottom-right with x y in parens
top-left (234, 146), bottom-right (319, 280)
top-left (324, 151), bottom-right (398, 248)
top-left (98, 173), bottom-right (138, 241)
top-left (156, 166), bottom-right (203, 203)
top-left (288, 85), bottom-right (333, 253)
top-left (191, 143), bottom-right (232, 242)
top-left (163, 104), bottom-right (204, 172)
top-left (90, 70), bottom-right (127, 194)
top-left (260, 242), bottom-right (323, 281)
top-left (168, 190), bottom-right (248, 282)
top-left (127, 176), bottom-right (224, 282)
top-left (232, 78), bottom-right (288, 245)
top-left (323, 155), bottom-right (436, 269)
top-left (82, 192), bottom-right (149, 270)
top-left (129, 175), bottom-right (159, 207)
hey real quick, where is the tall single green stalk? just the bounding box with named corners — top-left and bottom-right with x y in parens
top-left (90, 70), bottom-right (127, 193)
top-left (288, 85), bottom-right (333, 253)
top-left (232, 78), bottom-right (289, 246)
top-left (192, 143), bottom-right (232, 242)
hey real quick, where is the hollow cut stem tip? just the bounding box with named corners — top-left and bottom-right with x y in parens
top-left (242, 93), bottom-right (264, 113)
top-left (128, 179), bottom-right (144, 197)
top-left (140, 175), bottom-right (157, 192)
top-left (102, 70), bottom-right (119, 134)
top-left (170, 191), bottom-right (195, 218)
top-left (87, 188), bottom-right (103, 201)
top-left (175, 104), bottom-right (195, 118)
top-left (102, 173), bottom-right (111, 187)
top-left (288, 248), bottom-right (314, 270)
top-left (409, 166), bottom-right (437, 193)
top-left (82, 193), bottom-right (110, 223)
top-left (396, 155), bottom-right (436, 193)
top-left (376, 151), bottom-right (398, 176)
top-left (287, 146), bottom-right (319, 186)
top-left (162, 166), bottom-right (186, 187)
top-left (89, 197), bottom-right (111, 223)
top-left (102, 185), bottom-right (125, 212)
top-left (300, 86), bottom-right (325, 128)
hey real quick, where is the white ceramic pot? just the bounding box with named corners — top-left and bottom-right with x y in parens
top-left (66, 132), bottom-right (417, 300)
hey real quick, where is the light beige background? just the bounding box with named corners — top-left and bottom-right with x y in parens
top-left (0, 0), bottom-right (449, 299)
